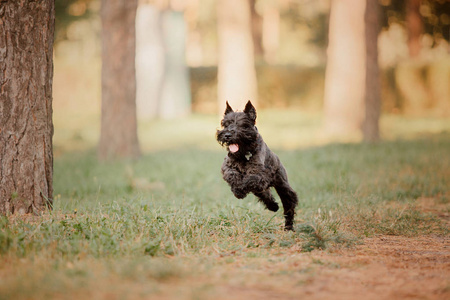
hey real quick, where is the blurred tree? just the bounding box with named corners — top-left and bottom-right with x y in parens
top-left (159, 9), bottom-right (192, 119)
top-left (380, 0), bottom-right (450, 54)
top-left (250, 0), bottom-right (264, 60)
top-left (135, 3), bottom-right (165, 120)
top-left (324, 0), bottom-right (381, 140)
top-left (98, 0), bottom-right (141, 160)
top-left (363, 0), bottom-right (381, 142)
top-left (379, 0), bottom-right (450, 114)
top-left (217, 0), bottom-right (258, 112)
top-left (0, 1), bottom-right (55, 214)
top-left (261, 1), bottom-right (280, 64)
top-left (324, 0), bottom-right (366, 135)
top-left (136, 1), bottom-right (191, 120)
top-left (406, 0), bottom-right (423, 57)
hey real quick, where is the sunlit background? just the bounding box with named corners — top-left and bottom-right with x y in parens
top-left (53, 0), bottom-right (450, 155)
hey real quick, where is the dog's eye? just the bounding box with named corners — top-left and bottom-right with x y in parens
top-left (238, 121), bottom-right (252, 129)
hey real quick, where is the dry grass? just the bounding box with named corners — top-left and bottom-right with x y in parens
top-left (1, 58), bottom-right (449, 300)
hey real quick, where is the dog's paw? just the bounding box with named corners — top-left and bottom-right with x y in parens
top-left (284, 224), bottom-right (294, 231)
top-left (284, 220), bottom-right (295, 231)
top-left (266, 201), bottom-right (279, 212)
top-left (231, 187), bottom-right (247, 199)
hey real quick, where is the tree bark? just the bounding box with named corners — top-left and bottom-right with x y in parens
top-left (0, 0), bottom-right (55, 214)
top-left (217, 0), bottom-right (258, 113)
top-left (99, 0), bottom-right (141, 160)
top-left (363, 0), bottom-right (381, 142)
top-left (324, 0), bottom-right (366, 136)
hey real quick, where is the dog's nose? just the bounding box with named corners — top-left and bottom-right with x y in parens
top-left (224, 132), bottom-right (232, 140)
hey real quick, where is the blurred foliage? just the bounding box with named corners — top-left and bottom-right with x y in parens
top-left (190, 65), bottom-right (325, 113)
top-left (380, 0), bottom-right (450, 42)
top-left (280, 1), bottom-right (329, 49)
top-left (55, 0), bottom-right (95, 42)
top-left (54, 0), bottom-right (450, 45)
top-left (53, 0), bottom-right (450, 116)
top-left (189, 62), bottom-right (450, 115)
top-left (54, 0), bottom-right (450, 63)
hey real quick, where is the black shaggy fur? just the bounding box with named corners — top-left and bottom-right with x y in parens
top-left (216, 101), bottom-right (298, 230)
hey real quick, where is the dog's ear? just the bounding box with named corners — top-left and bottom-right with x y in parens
top-left (224, 101), bottom-right (234, 115)
top-left (244, 100), bottom-right (257, 123)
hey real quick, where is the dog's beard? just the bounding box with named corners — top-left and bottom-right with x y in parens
top-left (216, 112), bottom-right (259, 156)
top-left (216, 129), bottom-right (258, 156)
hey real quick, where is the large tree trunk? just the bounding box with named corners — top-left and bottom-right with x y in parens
top-left (0, 1), bottom-right (55, 214)
top-left (217, 0), bottom-right (258, 113)
top-left (363, 0), bottom-right (381, 142)
top-left (99, 0), bottom-right (141, 160)
top-left (324, 0), bottom-right (366, 136)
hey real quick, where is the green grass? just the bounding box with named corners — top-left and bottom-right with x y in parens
top-left (1, 112), bottom-right (449, 299)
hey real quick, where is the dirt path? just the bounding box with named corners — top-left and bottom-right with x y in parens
top-left (172, 235), bottom-right (450, 300)
top-left (293, 236), bottom-right (450, 300)
top-left (1, 235), bottom-right (448, 300)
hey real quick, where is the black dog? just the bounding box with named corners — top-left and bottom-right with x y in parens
top-left (216, 101), bottom-right (298, 230)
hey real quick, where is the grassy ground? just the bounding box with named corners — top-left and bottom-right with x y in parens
top-left (1, 112), bottom-right (449, 299)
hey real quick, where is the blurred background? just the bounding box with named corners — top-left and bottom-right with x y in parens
top-left (52, 0), bottom-right (450, 157)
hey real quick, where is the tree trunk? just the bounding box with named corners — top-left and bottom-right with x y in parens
top-left (99, 0), bottom-right (141, 160)
top-left (324, 0), bottom-right (366, 136)
top-left (159, 10), bottom-right (192, 119)
top-left (363, 0), bottom-right (381, 142)
top-left (135, 4), bottom-right (165, 120)
top-left (250, 0), bottom-right (264, 60)
top-left (0, 1), bottom-right (55, 214)
top-left (217, 0), bottom-right (258, 113)
top-left (262, 4), bottom-right (279, 64)
top-left (406, 0), bottom-right (422, 58)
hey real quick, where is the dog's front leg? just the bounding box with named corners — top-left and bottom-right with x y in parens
top-left (230, 185), bottom-right (248, 199)
top-left (222, 166), bottom-right (249, 199)
top-left (243, 174), bottom-right (270, 194)
top-left (253, 189), bottom-right (279, 212)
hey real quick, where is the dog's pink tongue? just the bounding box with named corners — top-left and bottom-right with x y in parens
top-left (229, 144), bottom-right (239, 153)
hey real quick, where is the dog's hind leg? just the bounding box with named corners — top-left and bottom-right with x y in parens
top-left (274, 168), bottom-right (298, 231)
top-left (275, 183), bottom-right (298, 231)
top-left (253, 189), bottom-right (279, 212)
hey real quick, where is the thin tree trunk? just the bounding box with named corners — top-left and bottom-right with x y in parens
top-left (406, 0), bottom-right (422, 58)
top-left (250, 0), bottom-right (264, 59)
top-left (217, 0), bottom-right (258, 113)
top-left (363, 0), bottom-right (381, 142)
top-left (99, 0), bottom-right (141, 160)
top-left (324, 0), bottom-right (366, 136)
top-left (0, 1), bottom-right (55, 214)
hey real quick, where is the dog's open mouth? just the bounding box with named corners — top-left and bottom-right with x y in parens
top-left (228, 144), bottom-right (239, 153)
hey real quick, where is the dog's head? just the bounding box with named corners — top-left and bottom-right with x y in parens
top-left (216, 101), bottom-right (259, 156)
